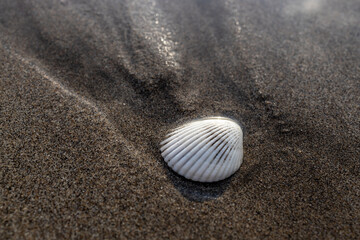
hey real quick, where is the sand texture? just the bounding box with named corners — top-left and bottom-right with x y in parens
top-left (1, 0), bottom-right (359, 239)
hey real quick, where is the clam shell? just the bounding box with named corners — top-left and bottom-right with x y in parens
top-left (160, 117), bottom-right (243, 182)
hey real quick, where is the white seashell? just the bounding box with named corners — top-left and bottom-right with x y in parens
top-left (160, 117), bottom-right (243, 182)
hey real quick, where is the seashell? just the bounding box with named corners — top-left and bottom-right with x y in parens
top-left (160, 117), bottom-right (243, 182)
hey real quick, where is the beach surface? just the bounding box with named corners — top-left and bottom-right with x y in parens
top-left (1, 0), bottom-right (359, 239)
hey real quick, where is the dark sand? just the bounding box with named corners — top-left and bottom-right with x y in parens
top-left (1, 0), bottom-right (359, 239)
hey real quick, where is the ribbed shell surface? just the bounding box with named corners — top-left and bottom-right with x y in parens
top-left (160, 117), bottom-right (243, 182)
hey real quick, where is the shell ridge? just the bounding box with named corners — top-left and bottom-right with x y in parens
top-left (208, 126), bottom-right (238, 164)
top-left (162, 120), bottom-right (205, 142)
top-left (235, 141), bottom-right (244, 170)
top-left (164, 123), bottom-right (218, 161)
top-left (226, 145), bottom-right (241, 179)
top-left (161, 122), bottom-right (215, 156)
top-left (203, 129), bottom-right (240, 181)
top-left (231, 137), bottom-right (243, 172)
top-left (168, 124), bottom-right (223, 167)
top-left (194, 129), bottom-right (236, 178)
top-left (233, 140), bottom-right (243, 172)
top-left (219, 140), bottom-right (240, 180)
top-left (197, 128), bottom-right (238, 181)
top-left (211, 143), bottom-right (236, 181)
top-left (160, 117), bottom-right (244, 182)
top-left (217, 130), bottom-right (242, 179)
top-left (195, 129), bottom-right (236, 181)
top-left (185, 126), bottom-right (234, 180)
top-left (173, 125), bottom-right (228, 173)
top-left (181, 127), bottom-right (233, 180)
top-left (201, 140), bottom-right (232, 182)
top-left (160, 120), bottom-right (214, 151)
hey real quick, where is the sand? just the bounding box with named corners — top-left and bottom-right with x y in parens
top-left (1, 0), bottom-right (359, 239)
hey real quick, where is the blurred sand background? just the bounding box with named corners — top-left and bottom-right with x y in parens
top-left (1, 0), bottom-right (359, 239)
